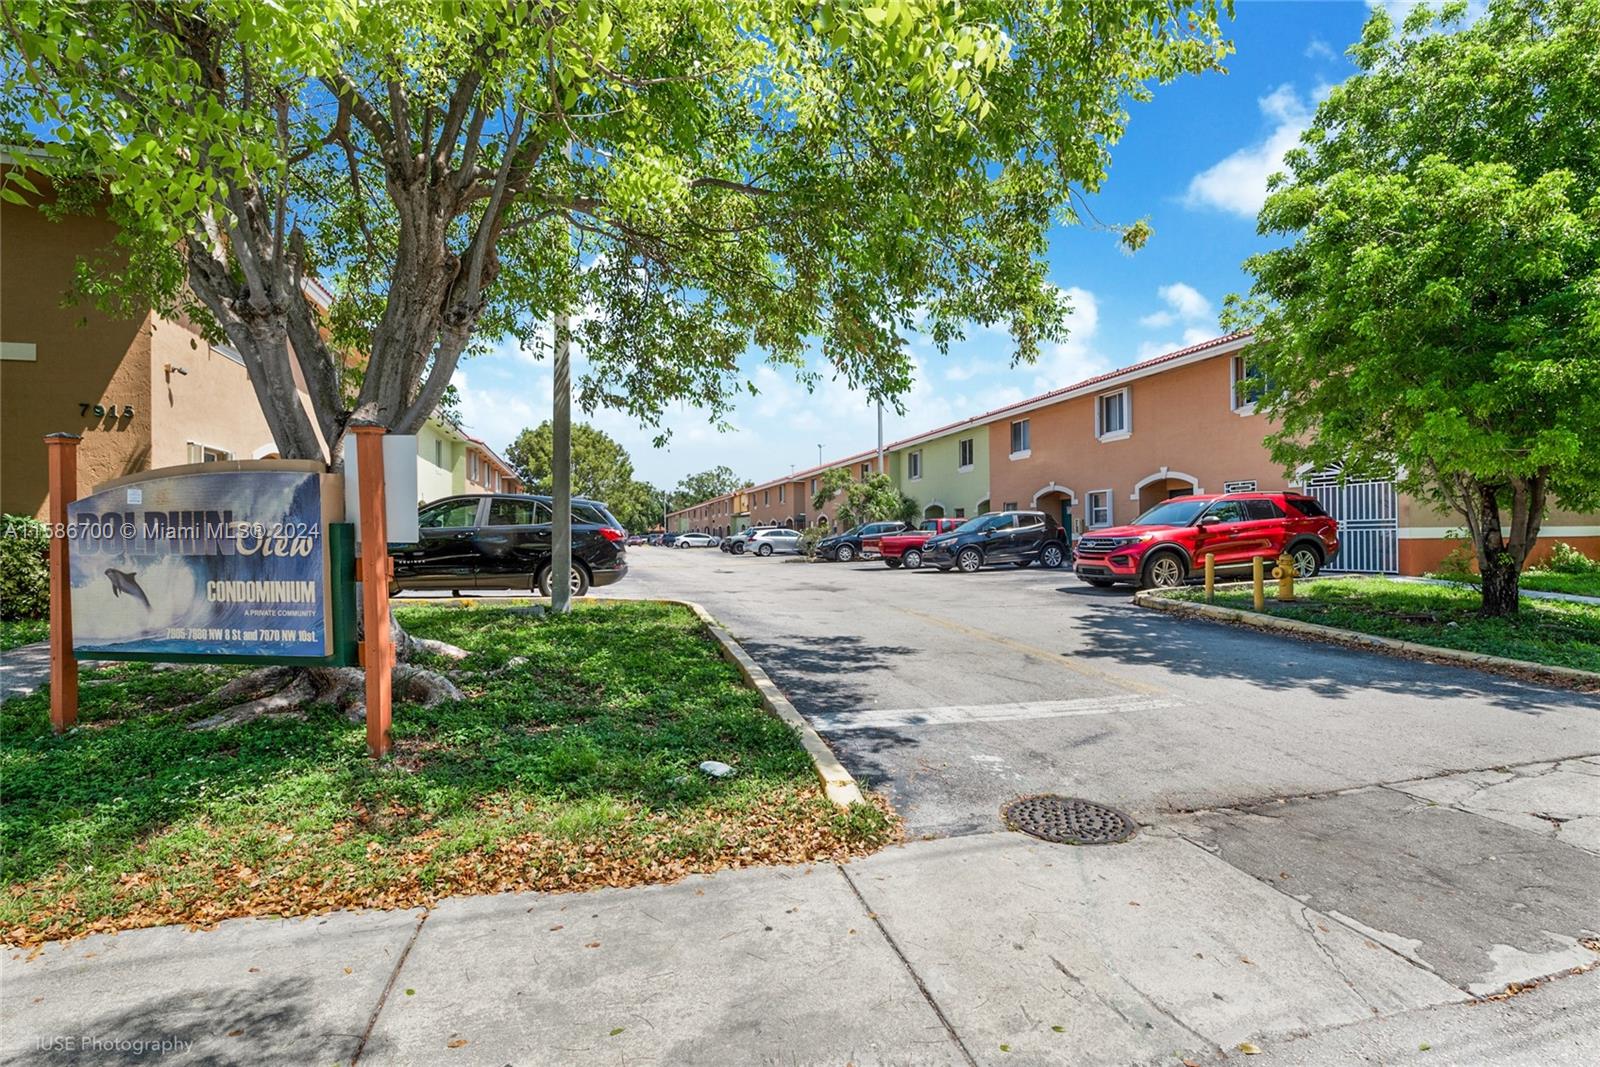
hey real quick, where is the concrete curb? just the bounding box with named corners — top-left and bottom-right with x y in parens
top-left (1133, 591), bottom-right (1600, 689)
top-left (392, 595), bottom-right (867, 807)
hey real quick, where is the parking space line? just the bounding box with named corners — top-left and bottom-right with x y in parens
top-left (811, 694), bottom-right (1184, 732)
top-left (895, 606), bottom-right (1171, 696)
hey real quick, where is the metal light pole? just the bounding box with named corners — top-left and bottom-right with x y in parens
top-left (876, 400), bottom-right (884, 474)
top-left (817, 443), bottom-right (823, 467)
top-left (551, 309), bottom-right (572, 612)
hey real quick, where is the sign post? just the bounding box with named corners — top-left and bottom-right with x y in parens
top-left (352, 424), bottom-right (394, 758)
top-left (45, 432), bottom-right (79, 733)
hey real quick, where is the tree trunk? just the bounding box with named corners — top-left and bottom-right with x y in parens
top-left (1478, 547), bottom-right (1522, 617)
top-left (1462, 474), bottom-right (1547, 618)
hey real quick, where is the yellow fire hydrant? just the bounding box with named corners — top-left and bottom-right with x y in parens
top-left (1272, 552), bottom-right (1297, 602)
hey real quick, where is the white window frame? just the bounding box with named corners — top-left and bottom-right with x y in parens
top-left (1009, 419), bottom-right (1031, 459)
top-left (778, 484), bottom-right (785, 504)
top-left (1230, 355), bottom-right (1261, 416)
top-left (908, 450), bottom-right (923, 480)
top-left (186, 441), bottom-right (234, 463)
top-left (1087, 489), bottom-right (1113, 528)
top-left (957, 437), bottom-right (975, 472)
top-left (1095, 388), bottom-right (1131, 442)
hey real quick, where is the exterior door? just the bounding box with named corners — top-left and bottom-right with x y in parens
top-left (403, 498), bottom-right (484, 585)
top-left (1191, 499), bottom-right (1252, 567)
top-left (1306, 469), bottom-right (1399, 574)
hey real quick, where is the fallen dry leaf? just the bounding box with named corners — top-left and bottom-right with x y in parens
top-left (446, 1039), bottom-right (468, 1049)
top-left (1238, 1042), bottom-right (1261, 1055)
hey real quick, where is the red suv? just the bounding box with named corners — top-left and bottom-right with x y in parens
top-left (1072, 492), bottom-right (1339, 590)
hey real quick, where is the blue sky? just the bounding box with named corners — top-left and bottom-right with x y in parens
top-left (454, 1), bottom-right (1384, 489)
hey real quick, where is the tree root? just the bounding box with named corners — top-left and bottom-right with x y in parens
top-left (183, 636), bottom-right (466, 731)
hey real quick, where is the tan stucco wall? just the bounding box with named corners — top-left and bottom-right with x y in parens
top-left (1, 186), bottom-right (154, 517)
top-left (146, 322), bottom-right (282, 469)
top-left (986, 354), bottom-right (1284, 531)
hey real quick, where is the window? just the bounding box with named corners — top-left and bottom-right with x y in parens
top-left (1223, 479), bottom-right (1258, 493)
top-left (1002, 501), bottom-right (1019, 511)
top-left (954, 508), bottom-right (966, 518)
top-left (420, 499), bottom-right (479, 529)
top-left (1232, 355), bottom-right (1266, 412)
top-left (810, 477), bottom-right (817, 495)
top-left (861, 462), bottom-right (871, 479)
top-left (764, 489), bottom-right (770, 506)
top-left (778, 485), bottom-right (785, 503)
top-left (489, 499), bottom-right (545, 526)
top-left (1096, 389), bottom-right (1129, 440)
top-left (1087, 490), bottom-right (1112, 527)
top-left (573, 502), bottom-right (615, 526)
top-left (958, 437), bottom-right (975, 470)
top-left (1289, 496), bottom-right (1329, 518)
top-left (1243, 498), bottom-right (1285, 521)
top-left (984, 514), bottom-right (1017, 531)
top-left (1009, 419), bottom-right (1031, 457)
top-left (908, 450), bottom-right (923, 480)
top-left (1201, 500), bottom-right (1250, 524)
top-left (186, 442), bottom-right (233, 463)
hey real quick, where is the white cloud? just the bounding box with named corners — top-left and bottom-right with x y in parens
top-left (1028, 286), bottom-right (1112, 393)
top-left (1139, 282), bottom-right (1212, 329)
top-left (1184, 84), bottom-right (1313, 218)
top-left (1304, 37), bottom-right (1336, 61)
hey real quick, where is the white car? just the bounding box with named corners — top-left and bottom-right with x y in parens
top-left (746, 528), bottom-right (804, 556)
top-left (675, 532), bottom-right (721, 548)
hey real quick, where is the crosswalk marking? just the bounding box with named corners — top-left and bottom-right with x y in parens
top-left (809, 694), bottom-right (1184, 732)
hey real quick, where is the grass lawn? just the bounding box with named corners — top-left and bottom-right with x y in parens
top-left (0, 619), bottom-right (48, 652)
top-left (0, 601), bottom-right (894, 946)
top-left (1423, 569), bottom-right (1600, 599)
top-left (1168, 577), bottom-right (1600, 673)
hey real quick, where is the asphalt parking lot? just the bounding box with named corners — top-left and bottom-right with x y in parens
top-left (614, 544), bottom-right (1600, 838)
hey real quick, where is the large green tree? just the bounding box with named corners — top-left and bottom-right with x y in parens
top-left (2, 0), bottom-right (1229, 466)
top-left (1227, 0), bottom-right (1600, 615)
top-left (669, 466), bottom-right (747, 511)
top-left (506, 420), bottom-right (662, 531)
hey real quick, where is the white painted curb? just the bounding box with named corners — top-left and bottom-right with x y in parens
top-left (392, 595), bottom-right (867, 807)
top-left (1134, 591), bottom-right (1600, 688)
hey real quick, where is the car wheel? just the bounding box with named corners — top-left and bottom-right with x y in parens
top-left (733, 542), bottom-right (745, 554)
top-left (1141, 551), bottom-right (1186, 590)
top-left (757, 543), bottom-right (773, 556)
top-left (885, 558), bottom-right (901, 569)
top-left (956, 547), bottom-right (983, 573)
top-left (902, 548), bottom-right (923, 570)
top-left (1013, 560), bottom-right (1033, 568)
top-left (1291, 544), bottom-right (1323, 578)
top-left (537, 563), bottom-right (591, 597)
top-left (1040, 543), bottom-right (1065, 569)
top-left (836, 543), bottom-right (856, 563)
top-left (1085, 578), bottom-right (1117, 588)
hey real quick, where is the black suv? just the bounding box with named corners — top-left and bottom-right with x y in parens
top-left (816, 520), bottom-right (908, 562)
top-left (921, 511), bottom-right (1069, 573)
top-left (391, 494), bottom-right (629, 597)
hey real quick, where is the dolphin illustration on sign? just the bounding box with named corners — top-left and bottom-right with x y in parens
top-left (105, 568), bottom-right (152, 609)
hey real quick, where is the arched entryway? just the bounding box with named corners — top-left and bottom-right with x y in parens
top-left (1131, 469), bottom-right (1201, 514)
top-left (1031, 483), bottom-right (1076, 540)
top-left (923, 501), bottom-right (946, 519)
top-left (975, 497), bottom-right (991, 515)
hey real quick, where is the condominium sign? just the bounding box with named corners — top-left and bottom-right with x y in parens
top-left (66, 461), bottom-right (336, 657)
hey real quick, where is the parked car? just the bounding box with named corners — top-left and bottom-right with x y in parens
top-left (1072, 492), bottom-right (1339, 590)
top-left (879, 517), bottom-right (964, 569)
top-left (816, 520), bottom-right (909, 562)
top-left (391, 493), bottom-right (628, 597)
top-left (746, 528), bottom-right (804, 556)
top-left (921, 510), bottom-right (1069, 573)
top-left (723, 524), bottom-right (784, 554)
top-left (675, 532), bottom-right (721, 548)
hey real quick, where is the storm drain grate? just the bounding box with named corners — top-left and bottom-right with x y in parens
top-left (1001, 795), bottom-right (1137, 845)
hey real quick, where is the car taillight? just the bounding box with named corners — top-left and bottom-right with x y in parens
top-left (599, 527), bottom-right (625, 543)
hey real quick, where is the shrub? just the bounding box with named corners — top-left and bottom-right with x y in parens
top-left (798, 525), bottom-right (826, 560)
top-left (0, 514), bottom-right (50, 620)
top-left (1545, 541), bottom-right (1600, 575)
top-left (1428, 537), bottom-right (1478, 584)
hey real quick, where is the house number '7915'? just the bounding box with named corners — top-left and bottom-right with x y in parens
top-left (81, 402), bottom-right (135, 418)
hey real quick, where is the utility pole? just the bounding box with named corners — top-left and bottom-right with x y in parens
top-left (817, 443), bottom-right (823, 467)
top-left (876, 400), bottom-right (884, 474)
top-left (551, 308), bottom-right (572, 612)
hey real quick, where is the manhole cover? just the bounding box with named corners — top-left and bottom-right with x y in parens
top-left (1001, 795), bottom-right (1137, 845)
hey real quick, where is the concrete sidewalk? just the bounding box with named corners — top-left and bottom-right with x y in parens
top-left (6, 795), bottom-right (1597, 1067)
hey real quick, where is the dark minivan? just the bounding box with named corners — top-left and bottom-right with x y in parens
top-left (391, 493), bottom-right (628, 597)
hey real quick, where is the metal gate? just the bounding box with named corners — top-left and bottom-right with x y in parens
top-left (1304, 467), bottom-right (1399, 574)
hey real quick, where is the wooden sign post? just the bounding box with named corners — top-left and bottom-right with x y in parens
top-left (351, 424), bottom-right (395, 758)
top-left (45, 433), bottom-right (80, 733)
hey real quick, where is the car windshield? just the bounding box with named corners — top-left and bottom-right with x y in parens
top-left (1132, 499), bottom-right (1210, 526)
top-left (951, 513), bottom-right (995, 535)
